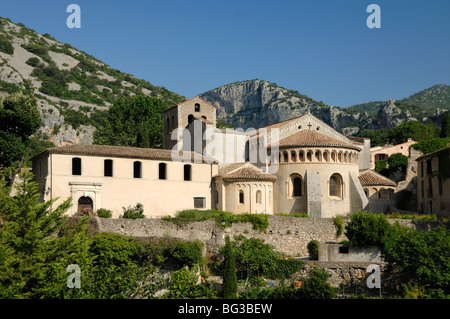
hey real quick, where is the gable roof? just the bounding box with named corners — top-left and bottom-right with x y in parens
top-left (162, 96), bottom-right (218, 113)
top-left (31, 144), bottom-right (216, 163)
top-left (214, 163), bottom-right (276, 182)
top-left (277, 129), bottom-right (361, 151)
top-left (358, 169), bottom-right (397, 187)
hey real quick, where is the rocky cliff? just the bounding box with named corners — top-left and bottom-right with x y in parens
top-left (199, 80), bottom-right (449, 135)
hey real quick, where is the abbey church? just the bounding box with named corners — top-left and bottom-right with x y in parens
top-left (31, 97), bottom-right (398, 218)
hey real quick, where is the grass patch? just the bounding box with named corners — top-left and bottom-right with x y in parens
top-left (162, 209), bottom-right (269, 231)
top-left (384, 212), bottom-right (438, 222)
top-left (275, 213), bottom-right (309, 218)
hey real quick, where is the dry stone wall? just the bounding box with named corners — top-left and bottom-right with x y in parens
top-left (90, 215), bottom-right (439, 257)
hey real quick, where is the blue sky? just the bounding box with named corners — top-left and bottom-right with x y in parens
top-left (1, 0), bottom-right (450, 107)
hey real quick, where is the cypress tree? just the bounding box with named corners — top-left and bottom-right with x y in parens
top-left (222, 235), bottom-right (237, 299)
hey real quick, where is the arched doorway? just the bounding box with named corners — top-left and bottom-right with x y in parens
top-left (78, 196), bottom-right (93, 212)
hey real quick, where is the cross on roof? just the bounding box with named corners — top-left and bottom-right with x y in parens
top-left (307, 122), bottom-right (312, 130)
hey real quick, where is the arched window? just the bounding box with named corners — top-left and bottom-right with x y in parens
top-left (72, 157), bottom-right (81, 175)
top-left (283, 152), bottom-right (289, 163)
top-left (289, 174), bottom-right (303, 197)
top-left (291, 151), bottom-right (297, 162)
top-left (315, 151), bottom-right (321, 162)
top-left (239, 190), bottom-right (244, 204)
top-left (299, 151), bottom-right (305, 162)
top-left (323, 151), bottom-right (329, 162)
top-left (307, 151), bottom-right (312, 162)
top-left (188, 114), bottom-right (194, 123)
top-left (195, 103), bottom-right (200, 112)
top-left (133, 161), bottom-right (142, 178)
top-left (256, 190), bottom-right (262, 204)
top-left (293, 177), bottom-right (302, 197)
top-left (329, 173), bottom-right (343, 198)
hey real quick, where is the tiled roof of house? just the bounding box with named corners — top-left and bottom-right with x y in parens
top-left (32, 144), bottom-right (216, 163)
top-left (358, 169), bottom-right (397, 187)
top-left (277, 129), bottom-right (361, 151)
top-left (214, 163), bottom-right (276, 181)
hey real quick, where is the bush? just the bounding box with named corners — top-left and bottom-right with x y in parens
top-left (344, 210), bottom-right (391, 250)
top-left (297, 266), bottom-right (337, 299)
top-left (121, 203), bottom-right (144, 219)
top-left (307, 240), bottom-right (319, 260)
top-left (25, 57), bottom-right (40, 67)
top-left (168, 240), bottom-right (203, 269)
top-left (89, 232), bottom-right (140, 266)
top-left (227, 235), bottom-right (304, 280)
top-left (222, 236), bottom-right (237, 299)
top-left (0, 35), bottom-right (14, 54)
top-left (96, 208), bottom-right (112, 218)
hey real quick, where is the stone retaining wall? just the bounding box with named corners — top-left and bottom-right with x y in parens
top-left (89, 215), bottom-right (440, 257)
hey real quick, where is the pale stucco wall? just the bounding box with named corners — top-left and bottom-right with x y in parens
top-left (35, 153), bottom-right (219, 218)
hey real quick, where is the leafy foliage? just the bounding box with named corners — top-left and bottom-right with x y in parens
top-left (96, 208), bottom-right (112, 218)
top-left (0, 34), bottom-right (14, 54)
top-left (388, 120), bottom-right (439, 145)
top-left (296, 266), bottom-right (337, 299)
top-left (384, 226), bottom-right (450, 298)
top-left (0, 92), bottom-right (41, 167)
top-left (121, 202), bottom-right (145, 219)
top-left (358, 128), bottom-right (389, 147)
top-left (226, 235), bottom-right (304, 280)
top-left (94, 96), bottom-right (167, 148)
top-left (441, 111), bottom-right (450, 138)
top-left (344, 210), bottom-right (392, 250)
top-left (162, 209), bottom-right (269, 231)
top-left (412, 137), bottom-right (450, 155)
top-left (222, 236), bottom-right (238, 298)
top-left (307, 240), bottom-right (319, 260)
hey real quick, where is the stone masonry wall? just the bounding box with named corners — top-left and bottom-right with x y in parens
top-left (90, 215), bottom-right (439, 257)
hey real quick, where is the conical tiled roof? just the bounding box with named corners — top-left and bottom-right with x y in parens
top-left (278, 129), bottom-right (361, 150)
top-left (214, 163), bottom-right (276, 181)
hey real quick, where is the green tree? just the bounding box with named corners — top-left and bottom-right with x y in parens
top-left (344, 210), bottom-right (391, 251)
top-left (384, 226), bottom-right (450, 298)
top-left (440, 111), bottom-right (450, 138)
top-left (0, 170), bottom-right (72, 298)
top-left (413, 137), bottom-right (450, 155)
top-left (93, 96), bottom-right (167, 148)
top-left (297, 266), bottom-right (336, 299)
top-left (388, 120), bottom-right (439, 145)
top-left (222, 236), bottom-right (238, 299)
top-left (0, 93), bottom-right (41, 167)
top-left (358, 128), bottom-right (389, 147)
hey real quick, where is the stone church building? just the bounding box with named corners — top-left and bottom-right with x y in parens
top-left (31, 96), bottom-right (398, 218)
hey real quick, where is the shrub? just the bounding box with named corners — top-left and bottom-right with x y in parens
top-left (307, 240), bottom-right (319, 260)
top-left (121, 203), bottom-right (144, 219)
top-left (25, 57), bottom-right (40, 67)
top-left (0, 35), bottom-right (14, 54)
top-left (168, 240), bottom-right (203, 269)
top-left (96, 208), bottom-right (112, 218)
top-left (297, 266), bottom-right (337, 299)
top-left (344, 210), bottom-right (391, 250)
top-left (89, 232), bottom-right (140, 266)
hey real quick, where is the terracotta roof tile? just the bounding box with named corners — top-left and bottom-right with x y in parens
top-left (214, 163), bottom-right (276, 181)
top-left (33, 144), bottom-right (216, 163)
top-left (277, 129), bottom-right (361, 150)
top-left (358, 169), bottom-right (397, 187)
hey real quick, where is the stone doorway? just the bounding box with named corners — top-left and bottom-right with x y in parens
top-left (78, 196), bottom-right (93, 212)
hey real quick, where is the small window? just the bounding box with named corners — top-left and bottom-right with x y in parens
top-left (426, 159), bottom-right (432, 175)
top-left (184, 164), bottom-right (192, 181)
top-left (194, 197), bottom-right (205, 208)
top-left (159, 163), bottom-right (167, 180)
top-left (339, 246), bottom-right (349, 254)
top-left (104, 159), bottom-right (113, 177)
top-left (188, 114), bottom-right (194, 123)
top-left (329, 173), bottom-right (343, 198)
top-left (195, 103), bottom-right (200, 112)
top-left (133, 161), bottom-right (142, 178)
top-left (428, 177), bottom-right (433, 197)
top-left (72, 157), bottom-right (81, 175)
top-left (256, 190), bottom-right (262, 204)
top-left (439, 177), bottom-right (443, 196)
top-left (239, 190), bottom-right (244, 204)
